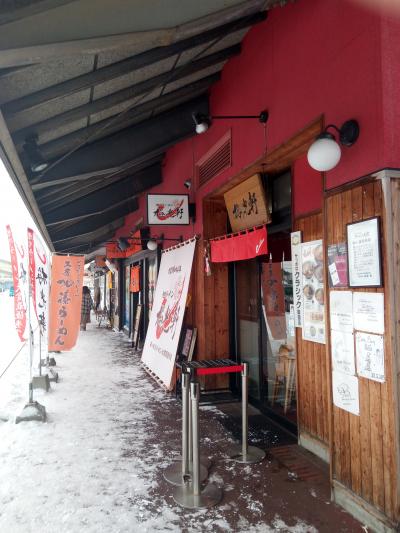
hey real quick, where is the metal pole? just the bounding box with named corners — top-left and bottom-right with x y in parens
top-left (27, 276), bottom-right (33, 404)
top-left (163, 370), bottom-right (208, 486)
top-left (181, 372), bottom-right (190, 478)
top-left (242, 362), bottom-right (249, 459)
top-left (191, 380), bottom-right (200, 496)
top-left (173, 380), bottom-right (222, 508)
top-left (229, 361), bottom-right (266, 464)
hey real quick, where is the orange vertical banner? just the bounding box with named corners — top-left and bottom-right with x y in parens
top-left (130, 265), bottom-right (140, 292)
top-left (48, 255), bottom-right (84, 351)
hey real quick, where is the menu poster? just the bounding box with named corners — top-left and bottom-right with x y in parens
top-left (329, 290), bottom-right (353, 333)
top-left (331, 330), bottom-right (355, 375)
top-left (301, 240), bottom-right (325, 344)
top-left (327, 243), bottom-right (348, 287)
top-left (290, 231), bottom-right (303, 328)
top-left (347, 217), bottom-right (382, 287)
top-left (332, 371), bottom-right (360, 416)
top-left (353, 292), bottom-right (384, 334)
top-left (356, 331), bottom-right (385, 383)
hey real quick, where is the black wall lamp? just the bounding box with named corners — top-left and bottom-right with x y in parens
top-left (23, 134), bottom-right (48, 173)
top-left (117, 235), bottom-right (182, 252)
top-left (192, 110), bottom-right (268, 134)
top-left (307, 119), bottom-right (360, 172)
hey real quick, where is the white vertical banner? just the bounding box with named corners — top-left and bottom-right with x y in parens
top-left (141, 238), bottom-right (196, 389)
top-left (6, 224), bottom-right (29, 342)
top-left (27, 228), bottom-right (50, 358)
top-left (290, 231), bottom-right (302, 328)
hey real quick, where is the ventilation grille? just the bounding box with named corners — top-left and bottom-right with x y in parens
top-left (196, 130), bottom-right (232, 187)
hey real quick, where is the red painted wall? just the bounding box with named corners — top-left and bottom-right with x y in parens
top-left (116, 0), bottom-right (400, 239)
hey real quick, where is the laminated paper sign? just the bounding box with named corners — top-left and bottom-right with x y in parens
top-left (331, 330), bottom-right (355, 376)
top-left (48, 255), bottom-right (84, 351)
top-left (141, 239), bottom-right (196, 389)
top-left (290, 231), bottom-right (302, 327)
top-left (301, 240), bottom-right (325, 344)
top-left (332, 371), bottom-right (360, 416)
top-left (329, 290), bottom-right (353, 333)
top-left (353, 292), bottom-right (384, 334)
top-left (356, 331), bottom-right (385, 383)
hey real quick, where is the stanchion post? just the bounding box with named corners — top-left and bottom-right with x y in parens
top-left (242, 362), bottom-right (249, 458)
top-left (229, 362), bottom-right (266, 464)
top-left (163, 370), bottom-right (208, 486)
top-left (173, 380), bottom-right (222, 509)
top-left (191, 380), bottom-right (201, 497)
top-left (181, 371), bottom-right (190, 479)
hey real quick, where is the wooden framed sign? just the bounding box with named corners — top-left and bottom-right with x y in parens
top-left (147, 194), bottom-right (189, 225)
top-left (224, 174), bottom-right (270, 232)
top-left (347, 217), bottom-right (382, 287)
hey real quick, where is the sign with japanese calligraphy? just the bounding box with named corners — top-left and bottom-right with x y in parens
top-left (141, 238), bottom-right (196, 389)
top-left (147, 194), bottom-right (189, 225)
top-left (224, 174), bottom-right (270, 232)
top-left (48, 255), bottom-right (84, 351)
top-left (27, 228), bottom-right (49, 337)
top-left (290, 231), bottom-right (302, 327)
top-left (301, 240), bottom-right (326, 344)
top-left (6, 225), bottom-right (28, 342)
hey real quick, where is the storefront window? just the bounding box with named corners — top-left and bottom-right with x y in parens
top-left (235, 259), bottom-right (261, 400)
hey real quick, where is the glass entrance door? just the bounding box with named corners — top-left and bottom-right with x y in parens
top-left (235, 259), bottom-right (261, 400)
top-left (233, 255), bottom-right (297, 429)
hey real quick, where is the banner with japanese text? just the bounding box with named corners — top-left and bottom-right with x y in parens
top-left (141, 239), bottom-right (196, 389)
top-left (27, 228), bottom-right (50, 338)
top-left (6, 224), bottom-right (28, 342)
top-left (130, 265), bottom-right (140, 292)
top-left (48, 255), bottom-right (84, 351)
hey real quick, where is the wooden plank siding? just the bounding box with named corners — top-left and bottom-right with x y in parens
top-left (294, 212), bottom-right (330, 446)
top-left (194, 198), bottom-right (230, 390)
top-left (326, 179), bottom-right (397, 521)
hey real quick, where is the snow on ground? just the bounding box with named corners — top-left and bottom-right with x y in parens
top-left (0, 323), bottom-right (328, 532)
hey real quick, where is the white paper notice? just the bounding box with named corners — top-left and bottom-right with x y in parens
top-left (291, 231), bottom-right (303, 328)
top-left (332, 371), bottom-right (360, 416)
top-left (329, 291), bottom-right (353, 332)
top-left (347, 217), bottom-right (381, 287)
top-left (331, 330), bottom-right (355, 375)
top-left (356, 331), bottom-right (385, 382)
top-left (353, 292), bottom-right (384, 334)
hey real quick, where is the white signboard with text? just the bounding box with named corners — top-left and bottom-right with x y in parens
top-left (141, 239), bottom-right (196, 389)
top-left (290, 231), bottom-right (302, 327)
top-left (147, 194), bottom-right (190, 225)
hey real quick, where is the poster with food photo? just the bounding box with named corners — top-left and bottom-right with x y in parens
top-left (301, 240), bottom-right (326, 344)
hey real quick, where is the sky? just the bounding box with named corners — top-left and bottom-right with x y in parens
top-left (0, 161), bottom-right (44, 262)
